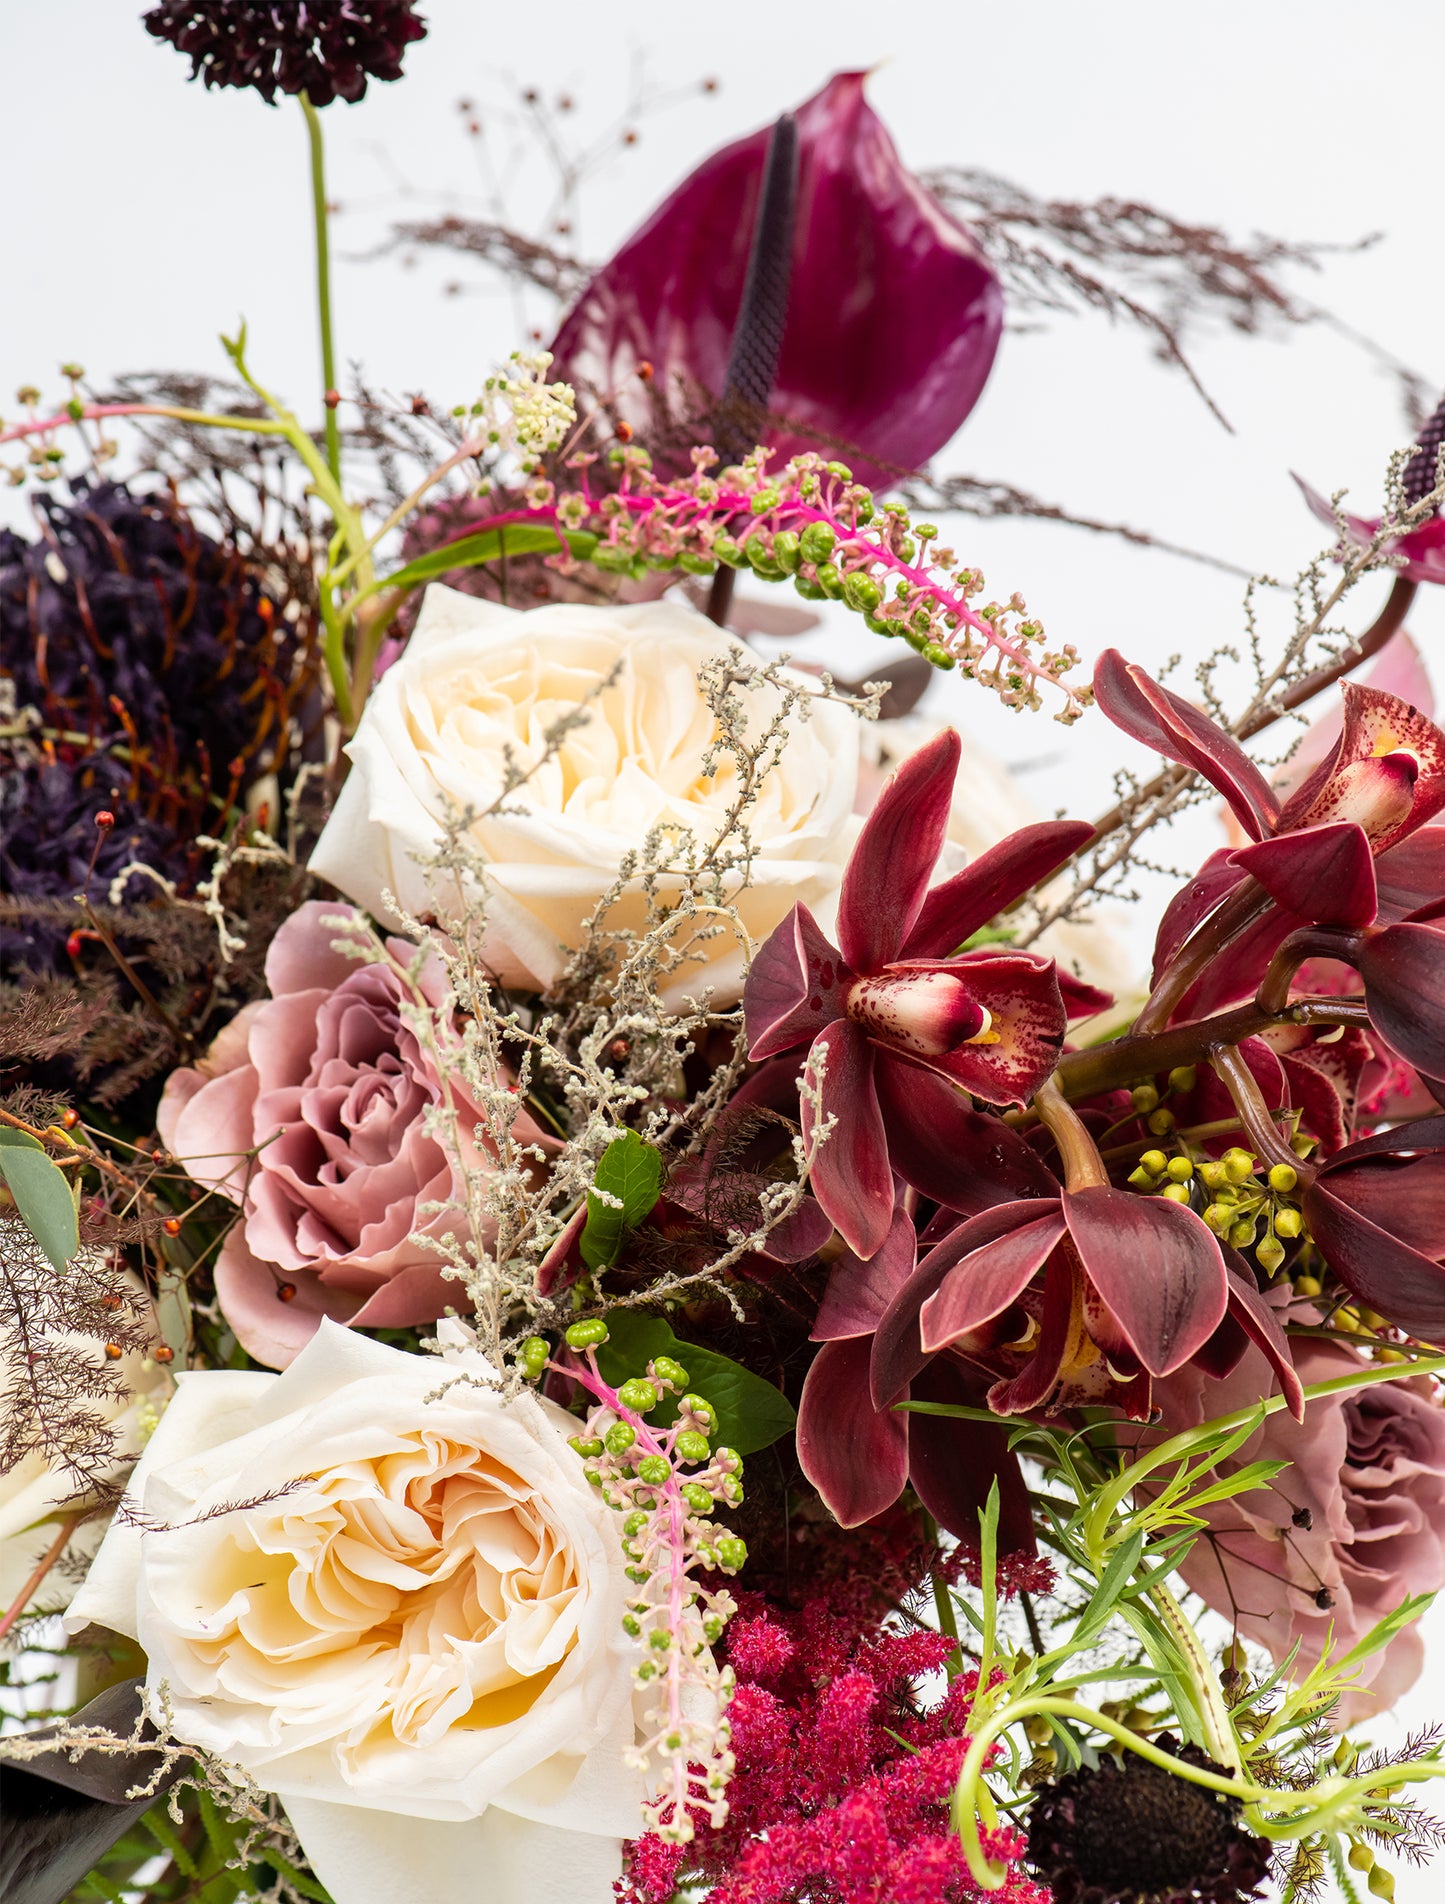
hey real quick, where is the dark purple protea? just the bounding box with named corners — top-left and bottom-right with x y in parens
top-left (142, 1), bottom-right (427, 107)
top-left (0, 750), bottom-right (200, 976)
top-left (0, 480), bottom-right (316, 818)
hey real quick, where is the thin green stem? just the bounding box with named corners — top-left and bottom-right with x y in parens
top-left (300, 92), bottom-right (341, 484)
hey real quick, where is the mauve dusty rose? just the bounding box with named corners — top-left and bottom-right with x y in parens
top-left (158, 901), bottom-right (527, 1368)
top-left (1151, 1299), bottom-right (1445, 1723)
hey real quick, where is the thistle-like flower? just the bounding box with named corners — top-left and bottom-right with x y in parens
top-left (1025, 1739), bottom-right (1271, 1904)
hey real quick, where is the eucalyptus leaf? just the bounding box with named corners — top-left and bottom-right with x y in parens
top-left (0, 1128), bottom-right (78, 1272)
top-left (578, 1131), bottom-right (664, 1273)
top-left (595, 1309), bottom-right (796, 1455)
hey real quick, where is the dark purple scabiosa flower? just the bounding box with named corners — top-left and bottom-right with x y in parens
top-left (550, 71), bottom-right (1002, 490)
top-left (142, 1), bottom-right (427, 107)
top-left (743, 726), bottom-right (1091, 1258)
top-left (1025, 1738), bottom-right (1271, 1904)
top-left (0, 480), bottom-right (316, 817)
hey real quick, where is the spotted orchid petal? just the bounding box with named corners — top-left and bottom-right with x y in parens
top-left (796, 1336), bottom-right (910, 1526)
top-left (1232, 822), bottom-right (1378, 927)
top-left (800, 1018), bottom-right (893, 1259)
top-left (1094, 649), bottom-right (1281, 842)
top-left (901, 820), bottom-right (1094, 961)
top-left (1064, 1187), bottom-right (1228, 1377)
top-left (1277, 683), bottom-right (1445, 852)
top-left (744, 902), bottom-right (852, 1061)
top-left (909, 951), bottom-right (1068, 1106)
top-left (837, 726), bottom-right (960, 972)
top-left (549, 72), bottom-right (1003, 490)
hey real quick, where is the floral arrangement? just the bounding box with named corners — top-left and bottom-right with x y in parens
top-left (3, 9), bottom-right (1445, 1904)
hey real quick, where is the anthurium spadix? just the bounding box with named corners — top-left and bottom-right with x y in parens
top-left (743, 728), bottom-right (1090, 1259)
top-left (548, 72), bottom-right (1002, 489)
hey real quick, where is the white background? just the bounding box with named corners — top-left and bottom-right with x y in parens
top-left (4, 3), bottom-right (1444, 1894)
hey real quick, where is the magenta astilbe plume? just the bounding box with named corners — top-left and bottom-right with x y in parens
top-left (551, 72), bottom-right (1002, 490)
top-left (143, 1), bottom-right (428, 107)
top-left (744, 727), bottom-right (1090, 1259)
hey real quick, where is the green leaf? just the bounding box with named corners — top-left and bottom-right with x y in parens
top-left (578, 1130), bottom-right (664, 1273)
top-left (365, 523), bottom-right (598, 606)
top-left (595, 1309), bottom-right (797, 1455)
top-left (0, 1126), bottom-right (78, 1271)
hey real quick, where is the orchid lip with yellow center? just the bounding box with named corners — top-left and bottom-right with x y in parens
top-left (844, 968), bottom-right (993, 1057)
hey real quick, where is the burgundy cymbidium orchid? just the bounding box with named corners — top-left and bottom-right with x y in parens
top-left (743, 727), bottom-right (1092, 1259)
top-left (1095, 652), bottom-right (1445, 1024)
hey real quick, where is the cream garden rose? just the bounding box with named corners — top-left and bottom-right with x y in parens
top-left (309, 588), bottom-right (862, 1002)
top-left (68, 1321), bottom-right (643, 1904)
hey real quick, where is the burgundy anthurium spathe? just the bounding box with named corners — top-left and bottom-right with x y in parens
top-left (1296, 476), bottom-right (1445, 589)
top-left (1302, 1116), bottom-right (1445, 1344)
top-left (549, 72), bottom-right (1002, 490)
top-left (870, 1189), bottom-right (1301, 1426)
top-left (1096, 653), bottom-right (1445, 1019)
top-left (743, 727), bottom-right (1091, 1258)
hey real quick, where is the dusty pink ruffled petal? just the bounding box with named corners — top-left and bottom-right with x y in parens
top-left (214, 1228), bottom-right (366, 1368)
top-left (549, 71), bottom-right (1002, 490)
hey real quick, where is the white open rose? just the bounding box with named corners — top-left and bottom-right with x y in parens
top-left (309, 587), bottom-right (862, 1002)
top-left (67, 1321), bottom-right (642, 1904)
top-left (1, 1245), bottom-right (172, 1622)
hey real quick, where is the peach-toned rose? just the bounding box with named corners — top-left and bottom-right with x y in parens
top-left (68, 1321), bottom-right (641, 1904)
top-left (1153, 1303), bottom-right (1445, 1723)
top-left (309, 587), bottom-right (863, 1004)
top-left (158, 901), bottom-right (521, 1370)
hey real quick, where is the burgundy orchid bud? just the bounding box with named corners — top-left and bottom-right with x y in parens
top-left (549, 72), bottom-right (1002, 489)
top-left (844, 969), bottom-right (991, 1057)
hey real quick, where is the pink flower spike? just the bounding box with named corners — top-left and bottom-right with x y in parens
top-left (836, 726), bottom-right (961, 972)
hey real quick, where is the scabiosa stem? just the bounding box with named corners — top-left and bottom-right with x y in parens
top-left (300, 91), bottom-right (342, 485)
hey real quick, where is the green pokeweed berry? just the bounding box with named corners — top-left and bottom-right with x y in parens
top-left (617, 1378), bottom-right (659, 1415)
top-left (799, 521), bottom-right (836, 565)
top-left (651, 1356), bottom-right (689, 1390)
top-left (605, 1422), bottom-right (637, 1455)
top-left (565, 1318), bottom-right (609, 1351)
top-left (714, 1536), bottom-right (748, 1573)
top-left (636, 1455), bottom-right (671, 1486)
top-left (674, 1429), bottom-right (711, 1464)
top-left (772, 530), bottom-right (801, 572)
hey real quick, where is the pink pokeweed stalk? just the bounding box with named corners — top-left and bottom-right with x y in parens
top-left (442, 443), bottom-right (1089, 719)
top-left (531, 1325), bottom-right (746, 1843)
